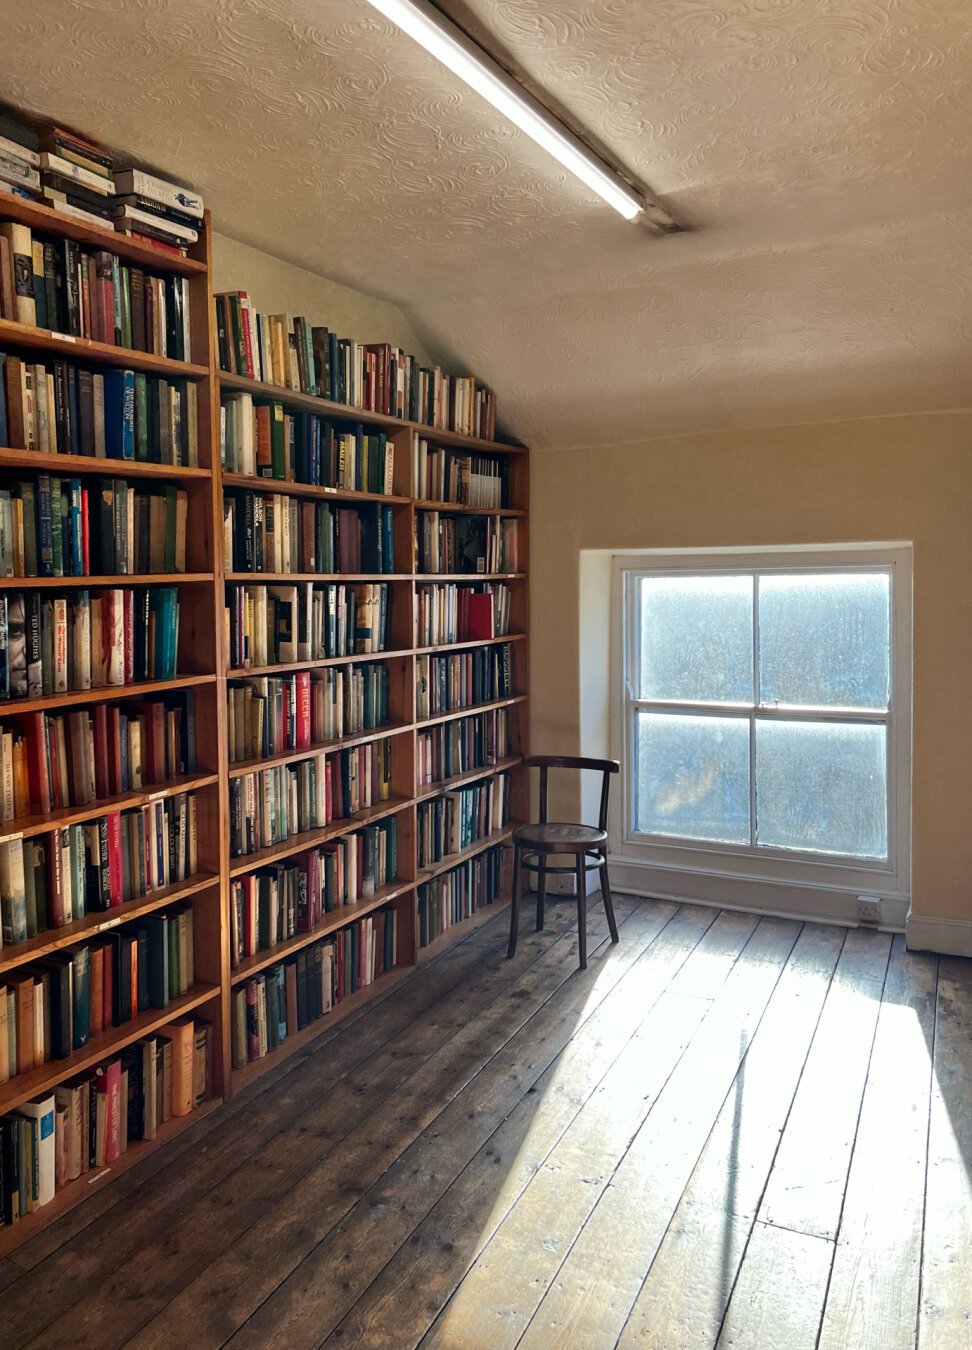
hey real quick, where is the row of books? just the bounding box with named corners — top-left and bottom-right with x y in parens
top-left (230, 907), bottom-right (399, 1067)
top-left (417, 845), bottom-right (507, 948)
top-left (0, 353), bottom-right (200, 465)
top-left (215, 293), bottom-right (496, 440)
top-left (220, 394), bottom-right (394, 493)
top-left (416, 511), bottom-right (519, 575)
top-left (224, 582), bottom-right (390, 669)
top-left (0, 690), bottom-right (196, 820)
top-left (0, 906), bottom-right (196, 1080)
top-left (226, 664), bottom-right (389, 765)
top-left (0, 476), bottom-right (188, 578)
top-left (0, 220), bottom-right (193, 358)
top-left (228, 739), bottom-right (392, 858)
top-left (222, 493), bottom-right (395, 576)
top-left (229, 818), bottom-right (398, 966)
top-left (0, 586), bottom-right (180, 701)
top-left (413, 440), bottom-right (509, 508)
top-left (416, 643), bottom-right (514, 720)
top-left (416, 709), bottom-right (511, 788)
top-left (415, 583), bottom-right (511, 647)
top-left (0, 792), bottom-right (199, 943)
top-left (417, 774), bottom-right (511, 869)
top-left (0, 1016), bottom-right (209, 1228)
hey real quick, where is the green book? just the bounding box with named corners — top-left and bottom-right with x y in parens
top-left (134, 372), bottom-right (149, 461)
top-left (71, 944), bottom-right (90, 1050)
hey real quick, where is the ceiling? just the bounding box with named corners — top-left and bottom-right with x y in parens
top-left (1, 0), bottom-right (970, 450)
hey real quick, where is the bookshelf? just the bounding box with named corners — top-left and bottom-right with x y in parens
top-left (0, 191), bottom-right (528, 1250)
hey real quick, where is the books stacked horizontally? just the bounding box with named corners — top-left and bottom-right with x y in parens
top-left (215, 291), bottom-right (497, 440)
top-left (112, 167), bottom-right (204, 255)
top-left (0, 113), bottom-right (40, 204)
top-left (38, 127), bottom-right (115, 227)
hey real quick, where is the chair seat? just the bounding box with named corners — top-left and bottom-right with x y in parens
top-left (513, 821), bottom-right (607, 854)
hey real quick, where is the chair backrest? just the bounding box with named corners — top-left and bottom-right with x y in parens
top-left (524, 755), bottom-right (620, 832)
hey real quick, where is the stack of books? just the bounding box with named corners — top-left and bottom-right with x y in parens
top-left (0, 113), bottom-right (40, 203)
top-left (38, 127), bottom-right (115, 226)
top-left (112, 167), bottom-right (204, 254)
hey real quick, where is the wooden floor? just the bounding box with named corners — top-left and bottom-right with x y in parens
top-left (3, 894), bottom-right (971, 1349)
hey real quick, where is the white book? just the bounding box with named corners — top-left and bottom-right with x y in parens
top-left (39, 151), bottom-right (115, 195)
top-left (0, 153), bottom-right (40, 191)
top-left (112, 168), bottom-right (203, 219)
top-left (18, 1095), bottom-right (56, 1207)
top-left (0, 134), bottom-right (39, 168)
top-left (110, 202), bottom-right (197, 244)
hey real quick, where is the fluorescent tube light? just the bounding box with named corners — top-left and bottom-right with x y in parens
top-left (363, 0), bottom-right (646, 220)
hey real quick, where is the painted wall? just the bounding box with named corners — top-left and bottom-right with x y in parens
top-left (211, 233), bottom-right (432, 363)
top-left (530, 410), bottom-right (972, 941)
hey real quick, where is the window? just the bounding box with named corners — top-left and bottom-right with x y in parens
top-left (614, 546), bottom-right (911, 898)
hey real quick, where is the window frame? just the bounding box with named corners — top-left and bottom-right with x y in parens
top-left (610, 544), bottom-right (912, 900)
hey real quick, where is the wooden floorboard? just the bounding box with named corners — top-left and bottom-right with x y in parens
top-left (3, 899), bottom-right (970, 1350)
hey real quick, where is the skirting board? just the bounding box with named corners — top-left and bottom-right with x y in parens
top-left (905, 912), bottom-right (972, 958)
top-left (605, 857), bottom-right (909, 932)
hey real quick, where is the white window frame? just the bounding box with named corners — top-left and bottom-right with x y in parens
top-left (609, 544), bottom-right (912, 904)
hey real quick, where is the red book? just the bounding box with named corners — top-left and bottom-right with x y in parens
top-left (466, 593), bottom-right (494, 641)
top-left (106, 812), bottom-right (123, 905)
top-left (324, 757), bottom-right (333, 823)
top-left (296, 671), bottom-right (311, 750)
top-left (89, 943), bottom-right (104, 1037)
top-left (135, 702), bottom-right (166, 784)
top-left (95, 1058), bottom-right (122, 1164)
top-left (92, 703), bottom-right (110, 799)
top-left (26, 712), bottom-right (51, 814)
top-left (123, 589), bottom-right (134, 684)
top-left (47, 719), bottom-right (62, 810)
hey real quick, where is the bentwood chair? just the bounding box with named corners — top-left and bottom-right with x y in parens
top-left (507, 755), bottom-right (620, 970)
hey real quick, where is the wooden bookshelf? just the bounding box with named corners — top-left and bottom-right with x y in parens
top-left (0, 187), bottom-right (529, 1250)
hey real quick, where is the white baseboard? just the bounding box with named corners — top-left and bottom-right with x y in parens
top-left (905, 912), bottom-right (972, 958)
top-left (606, 857), bottom-right (909, 932)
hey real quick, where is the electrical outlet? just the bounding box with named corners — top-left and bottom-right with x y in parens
top-left (857, 895), bottom-right (881, 926)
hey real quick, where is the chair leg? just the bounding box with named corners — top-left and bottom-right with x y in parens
top-left (507, 843), bottom-right (522, 959)
top-left (601, 848), bottom-right (619, 944)
top-left (575, 853), bottom-right (587, 971)
top-left (536, 857), bottom-right (547, 932)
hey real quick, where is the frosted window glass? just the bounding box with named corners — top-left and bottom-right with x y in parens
top-left (759, 573), bottom-right (890, 711)
top-left (755, 720), bottom-right (887, 858)
top-left (636, 712), bottom-right (750, 844)
top-left (639, 575), bottom-right (753, 704)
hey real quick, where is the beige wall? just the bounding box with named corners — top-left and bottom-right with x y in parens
top-left (211, 233), bottom-right (432, 363)
top-left (530, 410), bottom-right (972, 930)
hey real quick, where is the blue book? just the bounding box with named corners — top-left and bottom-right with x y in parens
top-left (103, 369), bottom-right (136, 459)
top-left (69, 479), bottom-right (84, 576)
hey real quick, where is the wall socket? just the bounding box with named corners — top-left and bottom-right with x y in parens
top-left (857, 895), bottom-right (881, 926)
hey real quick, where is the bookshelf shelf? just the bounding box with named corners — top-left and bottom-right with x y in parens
top-left (0, 673), bottom-right (216, 717)
top-left (228, 796), bottom-right (413, 878)
top-left (417, 694), bottom-right (527, 729)
top-left (0, 572), bottom-right (211, 590)
top-left (0, 184), bottom-right (527, 1249)
top-left (0, 771), bottom-right (219, 843)
top-left (0, 318), bottom-right (208, 379)
top-left (227, 721), bottom-right (414, 779)
top-left (0, 872), bottom-right (219, 977)
top-left (416, 893), bottom-right (510, 962)
top-left (0, 982), bottom-right (220, 1114)
top-left (416, 754), bottom-right (524, 801)
top-left (229, 877), bottom-right (416, 985)
top-left (219, 370), bottom-right (526, 456)
top-left (0, 448), bottom-right (212, 480)
top-left (229, 961), bottom-right (411, 1094)
top-left (416, 821), bottom-right (518, 884)
top-left (221, 472), bottom-right (409, 507)
top-left (0, 195), bottom-right (207, 276)
top-left (0, 1096), bottom-right (221, 1260)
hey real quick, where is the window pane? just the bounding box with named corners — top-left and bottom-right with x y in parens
top-left (639, 575), bottom-right (753, 704)
top-left (758, 572), bottom-right (890, 711)
top-left (635, 711), bottom-right (750, 844)
top-left (755, 720), bottom-right (887, 858)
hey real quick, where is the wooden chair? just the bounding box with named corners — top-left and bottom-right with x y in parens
top-left (507, 755), bottom-right (620, 970)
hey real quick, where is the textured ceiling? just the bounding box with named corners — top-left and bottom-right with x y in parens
top-left (1, 0), bottom-right (970, 449)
